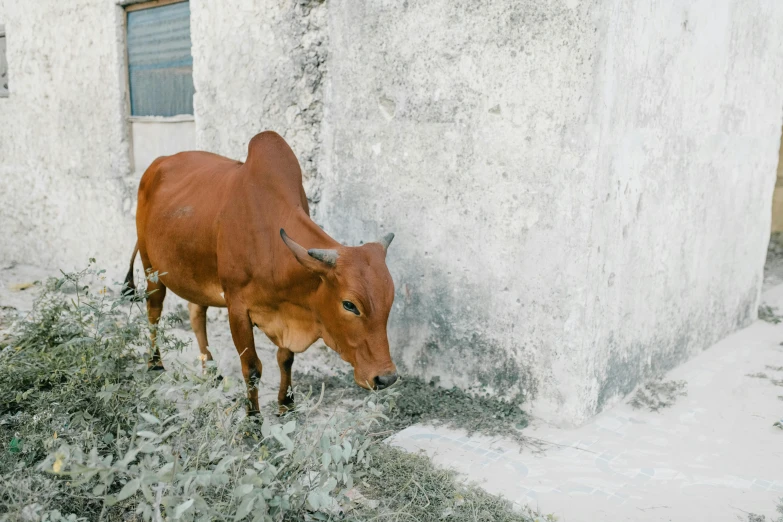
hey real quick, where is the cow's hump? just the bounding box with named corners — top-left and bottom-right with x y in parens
top-left (246, 131), bottom-right (298, 172)
top-left (244, 132), bottom-right (304, 202)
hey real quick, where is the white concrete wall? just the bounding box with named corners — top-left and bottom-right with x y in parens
top-left (318, 0), bottom-right (783, 426)
top-left (0, 0), bottom-right (134, 275)
top-left (320, 0), bottom-right (604, 420)
top-left (577, 0), bottom-right (783, 423)
top-left (130, 118), bottom-right (196, 175)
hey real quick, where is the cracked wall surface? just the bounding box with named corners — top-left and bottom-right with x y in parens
top-left (191, 0), bottom-right (327, 213)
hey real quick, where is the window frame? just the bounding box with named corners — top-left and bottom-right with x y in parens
top-left (122, 0), bottom-right (194, 122)
top-left (124, 0), bottom-right (189, 14)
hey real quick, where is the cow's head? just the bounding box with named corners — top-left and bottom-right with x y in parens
top-left (280, 229), bottom-right (398, 390)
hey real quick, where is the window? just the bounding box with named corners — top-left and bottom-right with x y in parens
top-left (126, 1), bottom-right (194, 117)
top-left (124, 1), bottom-right (196, 174)
top-left (0, 25), bottom-right (8, 97)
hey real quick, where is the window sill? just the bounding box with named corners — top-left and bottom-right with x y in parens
top-left (128, 114), bottom-right (194, 123)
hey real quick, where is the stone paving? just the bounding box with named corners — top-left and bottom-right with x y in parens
top-left (388, 285), bottom-right (783, 522)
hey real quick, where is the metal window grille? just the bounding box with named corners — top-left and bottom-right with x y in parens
top-left (127, 2), bottom-right (194, 117)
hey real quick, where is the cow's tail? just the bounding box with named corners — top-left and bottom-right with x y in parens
top-left (123, 242), bottom-right (139, 298)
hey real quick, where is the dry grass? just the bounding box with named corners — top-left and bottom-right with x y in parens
top-left (293, 371), bottom-right (534, 447)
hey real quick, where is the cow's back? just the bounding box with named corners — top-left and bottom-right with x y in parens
top-left (136, 151), bottom-right (242, 306)
top-left (135, 131), bottom-right (310, 307)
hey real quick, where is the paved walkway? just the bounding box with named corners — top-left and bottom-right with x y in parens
top-left (389, 286), bottom-right (783, 522)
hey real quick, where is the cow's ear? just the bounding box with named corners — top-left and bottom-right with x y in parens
top-left (280, 229), bottom-right (337, 274)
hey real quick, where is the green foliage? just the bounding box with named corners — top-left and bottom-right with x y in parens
top-left (759, 304), bottom-right (782, 324)
top-left (0, 264), bottom-right (540, 522)
top-left (745, 501), bottom-right (783, 522)
top-left (0, 265), bottom-right (389, 521)
top-left (42, 374), bottom-right (389, 522)
top-left (0, 264), bottom-right (176, 519)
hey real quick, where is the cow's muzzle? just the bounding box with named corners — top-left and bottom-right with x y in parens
top-left (373, 372), bottom-right (398, 390)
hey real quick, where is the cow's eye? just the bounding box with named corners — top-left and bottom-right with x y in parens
top-left (342, 301), bottom-right (360, 315)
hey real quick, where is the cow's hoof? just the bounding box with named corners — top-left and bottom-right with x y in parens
top-left (148, 364), bottom-right (166, 372)
top-left (277, 403), bottom-right (295, 417)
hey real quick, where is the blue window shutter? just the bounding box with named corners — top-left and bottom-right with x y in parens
top-left (127, 2), bottom-right (194, 117)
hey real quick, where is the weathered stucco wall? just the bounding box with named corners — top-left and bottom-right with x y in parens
top-left (579, 0), bottom-right (783, 422)
top-left (190, 0), bottom-right (327, 212)
top-left (319, 0), bottom-right (783, 426)
top-left (319, 0), bottom-right (602, 423)
top-left (0, 0), bottom-right (134, 274)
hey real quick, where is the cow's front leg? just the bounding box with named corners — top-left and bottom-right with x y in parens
top-left (276, 347), bottom-right (295, 416)
top-left (227, 304), bottom-right (263, 415)
top-left (188, 302), bottom-right (220, 380)
top-left (145, 280), bottom-right (167, 371)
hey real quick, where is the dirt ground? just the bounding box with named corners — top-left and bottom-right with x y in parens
top-left (384, 240), bottom-right (783, 522)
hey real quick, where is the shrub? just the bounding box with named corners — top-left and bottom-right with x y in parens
top-left (0, 264), bottom-right (539, 522)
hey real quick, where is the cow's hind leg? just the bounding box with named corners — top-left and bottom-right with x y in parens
top-left (277, 348), bottom-right (295, 416)
top-left (227, 304), bottom-right (264, 415)
top-left (146, 279), bottom-right (167, 371)
top-left (188, 302), bottom-right (221, 380)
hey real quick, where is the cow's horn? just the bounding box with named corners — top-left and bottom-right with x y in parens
top-left (308, 248), bottom-right (339, 267)
top-left (379, 232), bottom-right (395, 252)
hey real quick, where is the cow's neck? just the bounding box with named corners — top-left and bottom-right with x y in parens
top-left (253, 209), bottom-right (339, 351)
top-left (287, 209), bottom-right (341, 250)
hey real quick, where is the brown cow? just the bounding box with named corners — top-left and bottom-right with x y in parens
top-left (124, 131), bottom-right (398, 415)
